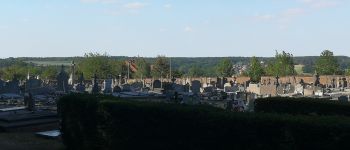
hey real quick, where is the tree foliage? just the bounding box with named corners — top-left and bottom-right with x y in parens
top-left (151, 55), bottom-right (170, 78)
top-left (134, 57), bottom-right (151, 79)
top-left (77, 52), bottom-right (126, 79)
top-left (188, 65), bottom-right (204, 77)
top-left (315, 50), bottom-right (340, 75)
top-left (266, 51), bottom-right (295, 76)
top-left (216, 58), bottom-right (233, 77)
top-left (41, 66), bottom-right (58, 80)
top-left (248, 56), bottom-right (265, 83)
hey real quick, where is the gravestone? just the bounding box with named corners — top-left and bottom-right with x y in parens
top-left (91, 74), bottom-right (100, 94)
top-left (24, 93), bottom-right (35, 111)
top-left (173, 84), bottom-right (185, 93)
top-left (6, 77), bottom-right (21, 94)
top-left (191, 80), bottom-right (201, 94)
top-left (342, 78), bottom-right (347, 88)
top-left (314, 73), bottom-right (320, 86)
top-left (216, 77), bottom-right (222, 88)
top-left (153, 80), bottom-right (161, 89)
top-left (74, 73), bottom-right (86, 92)
top-left (184, 83), bottom-right (190, 92)
top-left (113, 86), bottom-right (122, 93)
top-left (102, 79), bottom-right (113, 93)
top-left (56, 65), bottom-right (69, 92)
top-left (203, 86), bottom-right (214, 93)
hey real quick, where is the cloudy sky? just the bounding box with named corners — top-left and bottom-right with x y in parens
top-left (0, 0), bottom-right (349, 57)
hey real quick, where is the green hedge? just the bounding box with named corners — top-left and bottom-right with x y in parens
top-left (255, 97), bottom-right (350, 116)
top-left (59, 94), bottom-right (350, 150)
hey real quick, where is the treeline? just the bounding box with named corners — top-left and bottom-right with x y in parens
top-left (0, 50), bottom-right (349, 81)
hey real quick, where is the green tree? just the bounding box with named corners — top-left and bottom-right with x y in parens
top-left (248, 56), bottom-right (265, 83)
top-left (346, 69), bottom-right (350, 76)
top-left (315, 50), bottom-right (340, 75)
top-left (77, 52), bottom-right (125, 79)
top-left (188, 65), bottom-right (203, 77)
top-left (151, 55), bottom-right (170, 78)
top-left (134, 57), bottom-right (151, 79)
top-left (172, 69), bottom-right (184, 78)
top-left (266, 51), bottom-right (295, 76)
top-left (216, 58), bottom-right (233, 77)
top-left (41, 66), bottom-right (58, 80)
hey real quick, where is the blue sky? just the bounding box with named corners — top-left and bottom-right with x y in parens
top-left (0, 0), bottom-right (349, 57)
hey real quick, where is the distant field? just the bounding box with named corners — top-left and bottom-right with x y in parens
top-left (25, 61), bottom-right (71, 66)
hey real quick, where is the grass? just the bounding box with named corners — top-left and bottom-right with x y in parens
top-left (0, 132), bottom-right (64, 150)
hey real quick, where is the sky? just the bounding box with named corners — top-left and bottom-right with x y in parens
top-left (0, 0), bottom-right (349, 58)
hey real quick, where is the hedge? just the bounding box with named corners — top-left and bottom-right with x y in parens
top-left (59, 94), bottom-right (350, 150)
top-left (255, 97), bottom-right (350, 116)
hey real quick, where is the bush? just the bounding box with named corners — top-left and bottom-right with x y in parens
top-left (59, 94), bottom-right (350, 150)
top-left (255, 97), bottom-right (350, 116)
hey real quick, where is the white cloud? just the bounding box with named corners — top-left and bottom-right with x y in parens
top-left (164, 4), bottom-right (172, 9)
top-left (184, 26), bottom-right (193, 32)
top-left (124, 2), bottom-right (146, 9)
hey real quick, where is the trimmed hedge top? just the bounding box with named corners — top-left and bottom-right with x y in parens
top-left (59, 94), bottom-right (350, 150)
top-left (255, 97), bottom-right (350, 116)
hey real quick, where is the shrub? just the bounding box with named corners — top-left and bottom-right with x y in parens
top-left (59, 94), bottom-right (350, 150)
top-left (255, 97), bottom-right (350, 116)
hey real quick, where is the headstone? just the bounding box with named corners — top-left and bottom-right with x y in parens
top-left (314, 73), bottom-right (320, 86)
top-left (102, 79), bottom-right (113, 93)
top-left (91, 74), bottom-right (100, 94)
top-left (153, 80), bottom-right (161, 89)
top-left (74, 73), bottom-right (86, 92)
top-left (24, 93), bottom-right (35, 111)
top-left (216, 77), bottom-right (222, 88)
top-left (6, 77), bottom-right (21, 94)
top-left (203, 86), bottom-right (214, 93)
top-left (342, 78), bottom-right (347, 88)
top-left (56, 65), bottom-right (69, 92)
top-left (184, 83), bottom-right (190, 92)
top-left (173, 84), bottom-right (185, 93)
top-left (275, 76), bottom-right (280, 87)
top-left (191, 80), bottom-right (201, 94)
top-left (113, 86), bottom-right (122, 93)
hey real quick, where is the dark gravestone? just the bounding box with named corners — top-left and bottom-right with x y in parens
top-left (184, 83), bottom-right (190, 92)
top-left (56, 65), bottom-right (69, 92)
top-left (204, 86), bottom-right (214, 93)
top-left (113, 86), bottom-right (122, 93)
top-left (342, 78), bottom-right (347, 88)
top-left (173, 84), bottom-right (185, 93)
top-left (153, 80), bottom-right (161, 89)
top-left (74, 73), bottom-right (86, 92)
top-left (6, 78), bottom-right (20, 94)
top-left (91, 74), bottom-right (100, 94)
top-left (216, 77), bottom-right (222, 88)
top-left (191, 80), bottom-right (201, 94)
top-left (102, 79), bottom-right (113, 94)
top-left (313, 73), bottom-right (320, 86)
